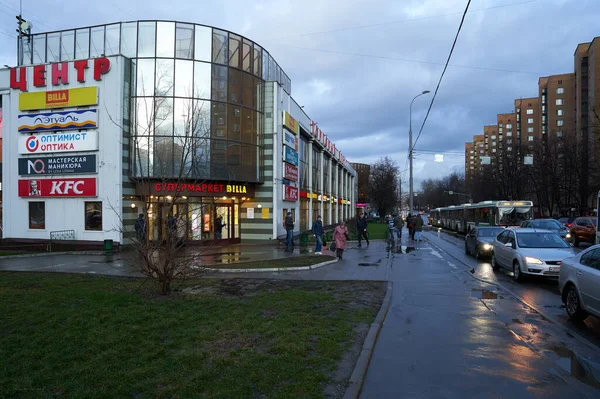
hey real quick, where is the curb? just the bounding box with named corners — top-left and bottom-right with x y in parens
top-left (202, 258), bottom-right (339, 273)
top-left (343, 281), bottom-right (393, 399)
top-left (0, 251), bottom-right (114, 260)
top-left (424, 232), bottom-right (600, 357)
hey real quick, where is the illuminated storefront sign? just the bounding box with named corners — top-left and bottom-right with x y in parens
top-left (10, 57), bottom-right (111, 92)
top-left (283, 146), bottom-right (298, 167)
top-left (136, 182), bottom-right (255, 197)
top-left (18, 178), bottom-right (97, 197)
top-left (283, 184), bottom-right (299, 201)
top-left (283, 163), bottom-right (298, 181)
top-left (18, 87), bottom-right (98, 111)
top-left (19, 131), bottom-right (98, 154)
top-left (282, 111), bottom-right (299, 135)
top-left (18, 155), bottom-right (97, 176)
top-left (283, 129), bottom-right (298, 151)
top-left (18, 109), bottom-right (98, 133)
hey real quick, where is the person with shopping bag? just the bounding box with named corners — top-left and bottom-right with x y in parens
top-left (332, 221), bottom-right (349, 259)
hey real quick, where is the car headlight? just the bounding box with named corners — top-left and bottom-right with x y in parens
top-left (525, 256), bottom-right (544, 265)
top-left (481, 243), bottom-right (493, 250)
top-left (566, 233), bottom-right (571, 239)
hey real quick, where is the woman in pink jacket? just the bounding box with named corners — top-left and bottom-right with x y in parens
top-left (333, 221), bottom-right (349, 259)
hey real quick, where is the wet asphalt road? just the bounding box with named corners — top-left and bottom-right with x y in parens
top-left (425, 230), bottom-right (600, 349)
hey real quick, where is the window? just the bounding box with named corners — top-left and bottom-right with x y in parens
top-left (528, 127), bottom-right (534, 133)
top-left (492, 141), bottom-right (496, 146)
top-left (480, 150), bottom-right (484, 154)
top-left (557, 120), bottom-right (564, 127)
top-left (556, 87), bottom-right (564, 94)
top-left (506, 124), bottom-right (512, 129)
top-left (556, 131), bottom-right (564, 138)
top-left (528, 136), bottom-right (534, 141)
top-left (491, 135), bottom-right (496, 139)
top-left (507, 146), bottom-right (512, 151)
top-left (556, 109), bottom-right (564, 116)
top-left (556, 99), bottom-right (564, 106)
top-left (85, 202), bottom-right (102, 231)
top-left (527, 118), bottom-right (534, 124)
top-left (526, 108), bottom-right (534, 114)
top-left (29, 202), bottom-right (45, 229)
top-left (507, 139), bottom-right (513, 144)
top-left (492, 148), bottom-right (497, 153)
top-left (506, 131), bottom-right (512, 137)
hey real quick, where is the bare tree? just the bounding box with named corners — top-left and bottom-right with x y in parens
top-left (420, 172), bottom-right (467, 208)
top-left (369, 157), bottom-right (399, 217)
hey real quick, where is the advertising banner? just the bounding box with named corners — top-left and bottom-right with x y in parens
top-left (283, 111), bottom-right (299, 135)
top-left (18, 109), bottom-right (98, 133)
top-left (18, 155), bottom-right (97, 176)
top-left (18, 178), bottom-right (97, 197)
top-left (283, 146), bottom-right (299, 167)
top-left (283, 163), bottom-right (298, 181)
top-left (19, 131), bottom-right (98, 154)
top-left (283, 129), bottom-right (298, 151)
top-left (283, 184), bottom-right (299, 201)
top-left (19, 87), bottom-right (98, 111)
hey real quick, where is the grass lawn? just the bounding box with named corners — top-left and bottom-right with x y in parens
top-left (211, 255), bottom-right (337, 269)
top-left (0, 272), bottom-right (386, 398)
top-left (364, 222), bottom-right (389, 240)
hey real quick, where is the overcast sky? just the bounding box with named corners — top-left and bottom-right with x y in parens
top-left (1, 0), bottom-right (598, 188)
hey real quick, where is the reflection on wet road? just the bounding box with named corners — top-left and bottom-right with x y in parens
top-left (425, 230), bottom-right (600, 349)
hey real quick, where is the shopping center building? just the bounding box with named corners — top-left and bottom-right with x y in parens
top-left (0, 20), bottom-right (357, 245)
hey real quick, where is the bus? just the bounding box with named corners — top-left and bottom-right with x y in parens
top-left (430, 200), bottom-right (534, 234)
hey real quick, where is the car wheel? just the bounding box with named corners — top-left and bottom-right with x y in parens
top-left (513, 261), bottom-right (523, 282)
top-left (573, 234), bottom-right (580, 248)
top-left (491, 253), bottom-right (500, 270)
top-left (565, 285), bottom-right (588, 322)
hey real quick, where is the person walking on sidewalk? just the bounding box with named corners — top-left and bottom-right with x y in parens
top-left (357, 213), bottom-right (369, 247)
top-left (284, 212), bottom-right (295, 252)
top-left (394, 213), bottom-right (404, 242)
top-left (333, 221), bottom-right (349, 259)
top-left (312, 215), bottom-right (324, 255)
top-left (413, 213), bottom-right (424, 248)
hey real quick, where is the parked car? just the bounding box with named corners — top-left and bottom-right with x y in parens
top-left (559, 244), bottom-right (600, 321)
top-left (520, 219), bottom-right (569, 240)
top-left (559, 217), bottom-right (575, 229)
top-left (464, 226), bottom-right (505, 259)
top-left (569, 217), bottom-right (597, 247)
top-left (491, 228), bottom-right (576, 281)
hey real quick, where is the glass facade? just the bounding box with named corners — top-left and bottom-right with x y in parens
top-left (18, 20), bottom-right (294, 184)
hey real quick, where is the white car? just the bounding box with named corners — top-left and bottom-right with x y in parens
top-left (559, 244), bottom-right (600, 321)
top-left (491, 228), bottom-right (577, 281)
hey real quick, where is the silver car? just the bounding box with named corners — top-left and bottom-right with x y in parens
top-left (491, 228), bottom-right (577, 281)
top-left (559, 244), bottom-right (600, 321)
top-left (519, 219), bottom-right (570, 240)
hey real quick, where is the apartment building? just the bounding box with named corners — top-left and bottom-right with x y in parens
top-left (465, 142), bottom-right (475, 180)
top-left (539, 73), bottom-right (576, 142)
top-left (515, 97), bottom-right (540, 153)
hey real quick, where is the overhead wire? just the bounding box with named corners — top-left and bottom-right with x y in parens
top-left (411, 0), bottom-right (473, 153)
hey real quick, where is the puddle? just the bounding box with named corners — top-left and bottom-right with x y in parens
top-left (471, 288), bottom-right (501, 299)
top-left (512, 318), bottom-right (524, 324)
top-left (213, 257), bottom-right (251, 264)
top-left (551, 346), bottom-right (600, 389)
top-left (389, 246), bottom-right (417, 254)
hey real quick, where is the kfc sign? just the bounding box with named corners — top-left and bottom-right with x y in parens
top-left (10, 58), bottom-right (111, 92)
top-left (18, 178), bottom-right (97, 197)
top-left (283, 184), bottom-right (299, 202)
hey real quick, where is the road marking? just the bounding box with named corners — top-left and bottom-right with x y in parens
top-left (448, 262), bottom-right (458, 270)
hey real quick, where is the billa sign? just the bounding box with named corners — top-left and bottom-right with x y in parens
top-left (283, 129), bottom-right (298, 151)
top-left (10, 57), bottom-right (111, 92)
top-left (283, 146), bottom-right (298, 167)
top-left (283, 163), bottom-right (298, 181)
top-left (18, 109), bottom-right (98, 133)
top-left (19, 87), bottom-right (98, 111)
top-left (19, 131), bottom-right (98, 154)
top-left (18, 155), bottom-right (97, 176)
top-left (283, 184), bottom-right (299, 202)
top-left (137, 182), bottom-right (256, 197)
top-left (18, 178), bottom-right (97, 197)
top-left (283, 111), bottom-right (299, 135)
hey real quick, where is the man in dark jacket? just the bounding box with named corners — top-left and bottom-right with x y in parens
top-left (284, 212), bottom-right (295, 252)
top-left (311, 215), bottom-right (324, 254)
top-left (357, 213), bottom-right (369, 247)
top-left (135, 213), bottom-right (146, 246)
top-left (413, 214), bottom-right (424, 247)
top-left (215, 216), bottom-right (226, 239)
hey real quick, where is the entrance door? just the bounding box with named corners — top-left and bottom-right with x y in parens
top-left (155, 202), bottom-right (188, 241)
top-left (216, 205), bottom-right (231, 240)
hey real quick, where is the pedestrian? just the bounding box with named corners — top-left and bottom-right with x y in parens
top-left (407, 215), bottom-right (414, 240)
top-left (284, 211), bottom-right (295, 252)
top-left (312, 215), bottom-right (324, 255)
top-left (215, 216), bottom-right (226, 239)
top-left (394, 213), bottom-right (404, 241)
top-left (357, 213), bottom-right (369, 247)
top-left (413, 213), bottom-right (424, 248)
top-left (333, 220), bottom-right (349, 259)
top-left (134, 213), bottom-right (146, 245)
top-left (167, 213), bottom-right (177, 241)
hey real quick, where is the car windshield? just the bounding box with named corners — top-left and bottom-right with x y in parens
top-left (477, 228), bottom-right (504, 238)
top-left (532, 220), bottom-right (561, 230)
top-left (517, 232), bottom-right (569, 248)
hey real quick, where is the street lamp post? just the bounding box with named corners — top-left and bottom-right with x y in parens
top-left (409, 90), bottom-right (430, 214)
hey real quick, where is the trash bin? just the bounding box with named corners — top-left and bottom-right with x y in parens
top-left (104, 239), bottom-right (113, 252)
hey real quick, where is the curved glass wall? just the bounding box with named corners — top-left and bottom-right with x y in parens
top-left (18, 20), bottom-right (294, 183)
